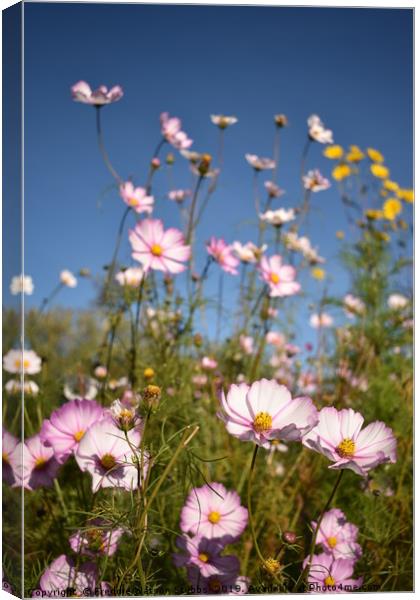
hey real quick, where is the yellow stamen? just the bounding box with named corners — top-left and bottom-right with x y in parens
top-left (3, 452), bottom-right (9, 464)
top-left (129, 197), bottom-right (139, 207)
top-left (264, 557), bottom-right (280, 574)
top-left (100, 453), bottom-right (117, 471)
top-left (151, 244), bottom-right (163, 257)
top-left (253, 412), bottom-right (272, 433)
top-left (14, 359), bottom-right (21, 369)
top-left (327, 536), bottom-right (337, 548)
top-left (324, 576), bottom-right (335, 587)
top-left (23, 359), bottom-right (30, 368)
top-left (74, 430), bottom-right (85, 442)
top-left (198, 553), bottom-right (209, 563)
top-left (336, 438), bottom-right (356, 458)
top-left (208, 511), bottom-right (221, 524)
top-left (270, 272), bottom-right (280, 284)
top-left (35, 457), bottom-right (47, 469)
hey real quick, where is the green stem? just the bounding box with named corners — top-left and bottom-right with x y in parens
top-left (247, 445), bottom-right (266, 564)
top-left (95, 106), bottom-right (122, 184)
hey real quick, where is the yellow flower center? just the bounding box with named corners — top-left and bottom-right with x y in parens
top-left (100, 453), bottom-right (117, 471)
top-left (198, 553), bottom-right (209, 563)
top-left (35, 457), bottom-right (47, 469)
top-left (73, 430), bottom-right (85, 442)
top-left (14, 359), bottom-right (21, 369)
top-left (270, 272), bottom-right (280, 284)
top-left (264, 557), bottom-right (280, 574)
top-left (3, 451), bottom-right (9, 464)
top-left (336, 438), bottom-right (356, 458)
top-left (151, 244), bottom-right (163, 256)
top-left (253, 412), bottom-right (272, 433)
top-left (208, 511), bottom-right (221, 524)
top-left (129, 197), bottom-right (139, 207)
top-left (23, 359), bottom-right (30, 368)
top-left (327, 536), bottom-right (337, 548)
top-left (324, 576), bottom-right (335, 587)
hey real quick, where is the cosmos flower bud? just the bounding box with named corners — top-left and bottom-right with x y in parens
top-left (151, 157), bottom-right (161, 170)
top-left (198, 154), bottom-right (212, 176)
top-left (282, 530), bottom-right (297, 544)
top-left (274, 114), bottom-right (288, 128)
top-left (141, 384), bottom-right (162, 410)
top-left (166, 152), bottom-right (175, 165)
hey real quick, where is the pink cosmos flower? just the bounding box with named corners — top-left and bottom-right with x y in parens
top-left (264, 181), bottom-right (285, 198)
top-left (232, 241), bottom-right (266, 264)
top-left (297, 371), bottom-right (318, 395)
top-left (75, 416), bottom-right (147, 492)
top-left (71, 81), bottom-right (123, 106)
top-left (302, 407), bottom-right (397, 476)
top-left (239, 335), bottom-right (254, 355)
top-left (245, 154), bottom-right (276, 171)
top-left (119, 181), bottom-right (154, 214)
top-left (186, 565), bottom-right (250, 595)
top-left (218, 378), bottom-right (318, 447)
top-left (343, 294), bottom-right (366, 318)
top-left (201, 357), bottom-right (218, 371)
top-left (40, 399), bottom-right (104, 464)
top-left (19, 435), bottom-right (61, 490)
top-left (303, 169), bottom-right (331, 192)
top-left (310, 313), bottom-right (334, 328)
top-left (129, 218), bottom-right (191, 274)
top-left (304, 553), bottom-right (362, 593)
top-left (265, 331), bottom-right (286, 348)
top-left (259, 255), bottom-right (301, 298)
top-left (173, 534), bottom-right (239, 578)
top-left (160, 112), bottom-right (193, 150)
top-left (180, 482), bottom-right (248, 542)
top-left (69, 518), bottom-right (125, 557)
top-left (34, 555), bottom-right (99, 597)
top-left (206, 238), bottom-right (240, 275)
top-left (311, 508), bottom-right (361, 561)
top-left (2, 429), bottom-right (20, 486)
top-left (168, 189), bottom-right (192, 203)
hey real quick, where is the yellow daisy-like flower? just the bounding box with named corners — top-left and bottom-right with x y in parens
top-left (323, 145), bottom-right (344, 160)
top-left (383, 198), bottom-right (402, 221)
top-left (311, 267), bottom-right (326, 280)
top-left (143, 367), bottom-right (155, 380)
top-left (367, 148), bottom-right (384, 163)
top-left (336, 230), bottom-right (345, 239)
top-left (332, 163), bottom-right (351, 181)
top-left (365, 209), bottom-right (384, 220)
top-left (346, 145), bottom-right (365, 162)
top-left (383, 179), bottom-right (399, 193)
top-left (397, 188), bottom-right (414, 203)
top-left (370, 164), bottom-right (389, 179)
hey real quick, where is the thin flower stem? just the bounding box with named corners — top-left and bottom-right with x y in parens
top-left (293, 469), bottom-right (345, 592)
top-left (39, 282), bottom-right (64, 314)
top-left (272, 127), bottom-right (280, 184)
top-left (95, 106), bottom-right (122, 184)
top-left (300, 137), bottom-right (311, 182)
top-left (247, 445), bottom-right (266, 564)
top-left (103, 206), bottom-right (131, 303)
top-left (216, 271), bottom-right (224, 343)
top-left (185, 175), bottom-right (204, 245)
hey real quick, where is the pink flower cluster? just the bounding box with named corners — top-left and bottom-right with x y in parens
top-left (160, 112), bottom-right (193, 150)
top-left (174, 482), bottom-right (250, 594)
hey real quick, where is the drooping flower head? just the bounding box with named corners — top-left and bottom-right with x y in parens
top-left (180, 482), bottom-right (248, 542)
top-left (302, 407), bottom-right (397, 476)
top-left (245, 154), bottom-right (276, 171)
top-left (40, 399), bottom-right (104, 464)
top-left (69, 518), bottom-right (125, 557)
top-left (5, 379), bottom-right (39, 396)
top-left (218, 378), bottom-right (318, 446)
top-left (160, 112), bottom-right (193, 150)
top-left (303, 169), bottom-right (331, 192)
top-left (307, 114), bottom-right (334, 144)
top-left (206, 238), bottom-right (239, 275)
top-left (115, 267), bottom-right (145, 288)
top-left (10, 274), bottom-right (34, 295)
top-left (3, 349), bottom-right (42, 375)
top-left (259, 255), bottom-right (301, 298)
top-left (173, 534), bottom-right (239, 578)
top-left (119, 181), bottom-right (154, 214)
top-left (75, 416), bottom-right (147, 492)
top-left (129, 218), bottom-right (191, 274)
top-left (71, 81), bottom-right (123, 106)
top-left (304, 553), bottom-right (362, 593)
top-left (19, 435), bottom-right (61, 490)
top-left (312, 508), bottom-right (362, 560)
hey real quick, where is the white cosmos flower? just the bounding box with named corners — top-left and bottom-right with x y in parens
top-left (3, 349), bottom-right (42, 375)
top-left (343, 294), bottom-right (366, 318)
top-left (307, 114), bottom-right (334, 144)
top-left (210, 114), bottom-right (238, 129)
top-left (60, 270), bottom-right (77, 288)
top-left (302, 169), bottom-right (331, 192)
top-left (5, 379), bottom-right (40, 396)
top-left (10, 275), bottom-right (34, 295)
top-left (259, 208), bottom-right (295, 226)
top-left (232, 241), bottom-right (266, 263)
top-left (310, 313), bottom-right (334, 329)
top-left (387, 294), bottom-right (409, 310)
top-left (115, 267), bottom-right (144, 288)
top-left (245, 154), bottom-right (276, 171)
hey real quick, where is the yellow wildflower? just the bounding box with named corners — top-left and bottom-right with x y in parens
top-left (332, 164), bottom-right (351, 181)
top-left (370, 164), bottom-right (389, 179)
top-left (383, 198), bottom-right (402, 221)
top-left (383, 179), bottom-right (399, 192)
top-left (311, 267), bottom-right (325, 280)
top-left (397, 188), bottom-right (414, 203)
top-left (143, 367), bottom-right (155, 380)
top-left (346, 145), bottom-right (365, 162)
top-left (367, 148), bottom-right (384, 163)
top-left (323, 145), bottom-right (344, 160)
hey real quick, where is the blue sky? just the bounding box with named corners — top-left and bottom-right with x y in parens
top-left (4, 3), bottom-right (413, 344)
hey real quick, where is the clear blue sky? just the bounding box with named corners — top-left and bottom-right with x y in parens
top-left (4, 3), bottom-right (413, 345)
